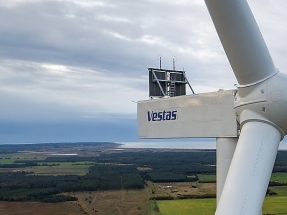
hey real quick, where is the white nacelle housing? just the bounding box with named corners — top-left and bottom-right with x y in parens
top-left (137, 90), bottom-right (239, 138)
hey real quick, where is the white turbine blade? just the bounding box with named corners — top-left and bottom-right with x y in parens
top-left (216, 137), bottom-right (237, 204)
top-left (215, 122), bottom-right (280, 215)
top-left (205, 0), bottom-right (276, 86)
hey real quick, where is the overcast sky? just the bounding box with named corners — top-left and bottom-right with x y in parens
top-left (1, 0), bottom-right (287, 144)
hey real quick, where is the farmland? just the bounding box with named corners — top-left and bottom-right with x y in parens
top-left (0, 202), bottom-right (85, 215)
top-left (156, 197), bottom-right (287, 215)
top-left (270, 173), bottom-right (287, 183)
top-left (157, 199), bottom-right (216, 215)
top-left (1, 142), bottom-right (287, 214)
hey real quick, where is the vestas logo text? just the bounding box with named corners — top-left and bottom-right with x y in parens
top-left (147, 110), bottom-right (177, 122)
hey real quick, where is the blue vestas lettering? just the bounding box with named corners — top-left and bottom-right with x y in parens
top-left (171, 111), bottom-right (177, 120)
top-left (162, 110), bottom-right (166, 121)
top-left (158, 112), bottom-right (163, 121)
top-left (147, 111), bottom-right (152, 121)
top-left (165, 111), bottom-right (171, 120)
top-left (147, 110), bottom-right (177, 121)
top-left (152, 112), bottom-right (157, 121)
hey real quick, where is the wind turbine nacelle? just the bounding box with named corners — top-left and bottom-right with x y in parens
top-left (137, 90), bottom-right (239, 139)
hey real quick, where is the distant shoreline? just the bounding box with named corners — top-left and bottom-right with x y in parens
top-left (1, 141), bottom-right (287, 150)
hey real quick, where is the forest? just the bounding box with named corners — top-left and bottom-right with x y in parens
top-left (2, 143), bottom-right (287, 203)
top-left (0, 164), bottom-right (144, 202)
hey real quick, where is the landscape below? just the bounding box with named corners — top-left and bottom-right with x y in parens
top-left (0, 142), bottom-right (287, 215)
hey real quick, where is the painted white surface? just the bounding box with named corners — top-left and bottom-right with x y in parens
top-left (137, 90), bottom-right (238, 138)
top-left (215, 122), bottom-right (280, 215)
top-left (216, 137), bottom-right (237, 204)
top-left (235, 72), bottom-right (287, 137)
top-left (204, 0), bottom-right (276, 86)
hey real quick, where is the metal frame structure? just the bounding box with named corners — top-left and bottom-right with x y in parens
top-left (148, 68), bottom-right (194, 97)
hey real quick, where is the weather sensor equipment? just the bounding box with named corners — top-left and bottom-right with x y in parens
top-left (137, 0), bottom-right (287, 214)
top-left (148, 68), bottom-right (194, 97)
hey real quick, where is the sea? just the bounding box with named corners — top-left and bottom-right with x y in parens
top-left (2, 139), bottom-right (287, 150)
top-left (118, 139), bottom-right (287, 150)
top-left (118, 140), bottom-right (215, 149)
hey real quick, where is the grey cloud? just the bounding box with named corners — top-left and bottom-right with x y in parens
top-left (1, 0), bottom-right (287, 142)
top-left (0, 0), bottom-right (219, 76)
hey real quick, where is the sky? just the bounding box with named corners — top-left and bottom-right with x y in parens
top-left (1, 0), bottom-right (287, 144)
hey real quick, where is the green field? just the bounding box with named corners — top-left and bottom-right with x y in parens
top-left (197, 173), bottom-right (287, 183)
top-left (25, 162), bottom-right (94, 175)
top-left (0, 153), bottom-right (47, 162)
top-left (157, 199), bottom-right (216, 215)
top-left (270, 173), bottom-right (287, 183)
top-left (156, 196), bottom-right (287, 215)
top-left (269, 186), bottom-right (287, 196)
top-left (0, 158), bottom-right (14, 164)
top-left (0, 151), bottom-right (95, 175)
top-left (198, 174), bottom-right (216, 183)
top-left (263, 196), bottom-right (287, 215)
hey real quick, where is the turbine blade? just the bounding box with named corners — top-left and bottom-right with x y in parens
top-left (215, 122), bottom-right (280, 215)
top-left (216, 137), bottom-right (238, 204)
top-left (205, 0), bottom-right (276, 86)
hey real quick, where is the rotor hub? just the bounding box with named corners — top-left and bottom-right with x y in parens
top-left (234, 71), bottom-right (287, 139)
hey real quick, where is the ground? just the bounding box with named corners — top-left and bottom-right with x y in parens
top-left (0, 202), bottom-right (85, 215)
top-left (1, 144), bottom-right (287, 215)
